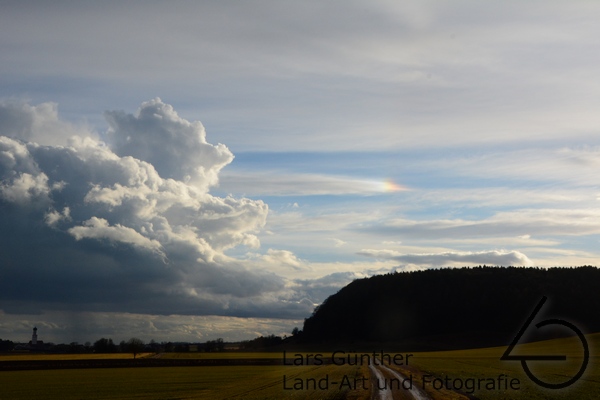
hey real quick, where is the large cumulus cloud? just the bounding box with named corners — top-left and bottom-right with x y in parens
top-left (105, 99), bottom-right (233, 188)
top-left (0, 99), bottom-right (302, 318)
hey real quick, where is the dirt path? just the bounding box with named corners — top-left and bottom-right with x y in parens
top-left (369, 364), bottom-right (432, 400)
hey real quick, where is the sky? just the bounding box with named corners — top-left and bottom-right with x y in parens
top-left (1, 0), bottom-right (600, 344)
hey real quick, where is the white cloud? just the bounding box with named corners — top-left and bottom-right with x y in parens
top-left (0, 100), bottom-right (95, 146)
top-left (0, 171), bottom-right (50, 203)
top-left (106, 98), bottom-right (233, 189)
top-left (44, 207), bottom-right (71, 226)
top-left (358, 249), bottom-right (534, 267)
top-left (0, 137), bottom-right (52, 204)
top-left (68, 217), bottom-right (163, 254)
top-left (250, 249), bottom-right (306, 272)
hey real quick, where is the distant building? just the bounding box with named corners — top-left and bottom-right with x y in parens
top-left (32, 327), bottom-right (38, 345)
top-left (28, 327), bottom-right (44, 349)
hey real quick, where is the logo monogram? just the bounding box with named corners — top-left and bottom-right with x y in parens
top-left (501, 296), bottom-right (589, 389)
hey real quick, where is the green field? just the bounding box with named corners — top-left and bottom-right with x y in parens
top-left (0, 352), bottom-right (154, 361)
top-left (159, 352), bottom-right (281, 360)
top-left (0, 334), bottom-right (598, 399)
top-left (319, 334), bottom-right (599, 400)
top-left (0, 364), bottom-right (367, 400)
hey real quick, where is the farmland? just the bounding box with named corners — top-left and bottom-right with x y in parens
top-left (406, 333), bottom-right (600, 400)
top-left (0, 353), bottom-right (154, 361)
top-left (0, 362), bottom-right (367, 400)
top-left (0, 334), bottom-right (598, 399)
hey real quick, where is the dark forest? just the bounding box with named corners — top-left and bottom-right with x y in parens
top-left (301, 266), bottom-right (600, 350)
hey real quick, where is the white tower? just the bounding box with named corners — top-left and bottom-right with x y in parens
top-left (32, 327), bottom-right (38, 345)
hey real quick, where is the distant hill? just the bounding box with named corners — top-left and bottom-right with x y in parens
top-left (301, 266), bottom-right (600, 350)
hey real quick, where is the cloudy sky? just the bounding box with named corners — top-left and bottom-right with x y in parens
top-left (2, 0), bottom-right (600, 343)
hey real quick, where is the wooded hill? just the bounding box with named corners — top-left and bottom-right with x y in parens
top-left (301, 266), bottom-right (600, 350)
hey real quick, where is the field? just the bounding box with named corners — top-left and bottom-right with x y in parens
top-left (406, 333), bottom-right (600, 400)
top-left (0, 334), bottom-right (598, 399)
top-left (0, 352), bottom-right (154, 361)
top-left (0, 362), bottom-right (366, 399)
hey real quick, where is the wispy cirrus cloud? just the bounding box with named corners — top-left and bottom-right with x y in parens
top-left (357, 208), bottom-right (600, 239)
top-left (4, 2), bottom-right (600, 152)
top-left (220, 171), bottom-right (408, 196)
top-left (433, 147), bottom-right (600, 187)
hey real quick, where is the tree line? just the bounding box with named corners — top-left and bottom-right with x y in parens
top-left (93, 337), bottom-right (145, 358)
top-left (300, 266), bottom-right (600, 349)
top-left (0, 339), bottom-right (13, 352)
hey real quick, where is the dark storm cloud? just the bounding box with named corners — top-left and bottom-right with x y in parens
top-left (0, 99), bottom-right (308, 319)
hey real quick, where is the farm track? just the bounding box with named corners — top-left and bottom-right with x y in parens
top-left (369, 365), bottom-right (432, 400)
